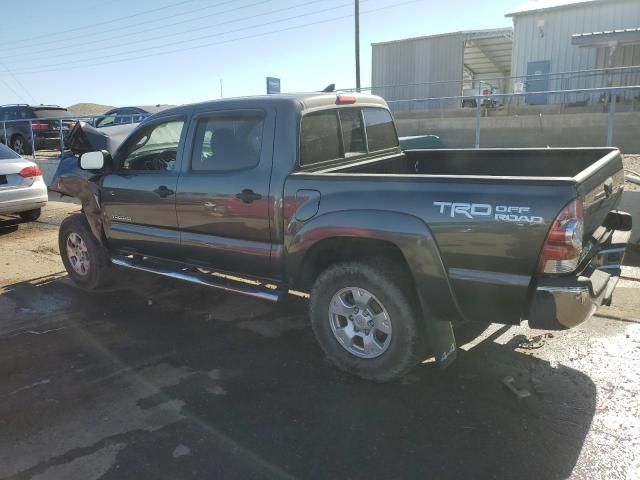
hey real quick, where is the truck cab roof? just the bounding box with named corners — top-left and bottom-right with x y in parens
top-left (152, 93), bottom-right (389, 119)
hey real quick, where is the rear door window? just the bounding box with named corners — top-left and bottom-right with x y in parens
top-left (300, 110), bottom-right (341, 166)
top-left (363, 108), bottom-right (398, 152)
top-left (191, 113), bottom-right (264, 172)
top-left (2, 108), bottom-right (17, 121)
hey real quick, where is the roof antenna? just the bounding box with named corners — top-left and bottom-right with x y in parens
top-left (321, 83), bottom-right (336, 92)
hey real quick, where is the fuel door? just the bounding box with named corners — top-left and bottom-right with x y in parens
top-left (294, 189), bottom-right (321, 222)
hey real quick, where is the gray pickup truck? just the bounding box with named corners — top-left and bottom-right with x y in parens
top-left (51, 93), bottom-right (631, 382)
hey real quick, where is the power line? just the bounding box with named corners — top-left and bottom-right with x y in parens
top-left (5, 0), bottom-right (302, 64)
top-left (11, 0), bottom-right (372, 73)
top-left (2, 0), bottom-right (241, 54)
top-left (0, 64), bottom-right (36, 102)
top-left (12, 0), bottom-right (423, 76)
top-left (0, 76), bottom-right (28, 103)
top-left (2, 0), bottom-right (200, 48)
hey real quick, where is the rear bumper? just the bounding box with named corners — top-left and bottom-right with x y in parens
top-left (527, 211), bottom-right (632, 330)
top-left (0, 179), bottom-right (48, 215)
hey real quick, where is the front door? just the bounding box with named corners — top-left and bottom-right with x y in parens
top-left (101, 115), bottom-right (187, 259)
top-left (176, 108), bottom-right (274, 277)
top-left (526, 60), bottom-right (551, 105)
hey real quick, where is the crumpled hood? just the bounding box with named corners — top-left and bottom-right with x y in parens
top-left (64, 121), bottom-right (135, 156)
top-left (49, 121), bottom-right (136, 242)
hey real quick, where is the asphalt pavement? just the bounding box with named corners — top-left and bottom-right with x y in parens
top-left (0, 202), bottom-right (638, 479)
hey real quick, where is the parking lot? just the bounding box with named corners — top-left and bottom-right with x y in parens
top-left (0, 201), bottom-right (637, 479)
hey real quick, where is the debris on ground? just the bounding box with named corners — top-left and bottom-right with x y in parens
top-left (172, 444), bottom-right (191, 458)
top-left (514, 333), bottom-right (554, 350)
top-left (502, 375), bottom-right (531, 399)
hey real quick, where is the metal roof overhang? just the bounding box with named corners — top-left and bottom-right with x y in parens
top-left (463, 30), bottom-right (513, 75)
top-left (572, 28), bottom-right (640, 47)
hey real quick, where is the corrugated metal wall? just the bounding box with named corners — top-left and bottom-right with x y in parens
top-left (371, 33), bottom-right (464, 110)
top-left (511, 0), bottom-right (640, 92)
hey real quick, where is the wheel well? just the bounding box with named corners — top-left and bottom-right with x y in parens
top-left (299, 237), bottom-right (414, 292)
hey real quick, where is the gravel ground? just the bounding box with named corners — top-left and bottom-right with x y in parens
top-left (624, 154), bottom-right (640, 191)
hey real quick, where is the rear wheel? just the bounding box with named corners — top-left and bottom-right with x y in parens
top-left (11, 134), bottom-right (29, 155)
top-left (310, 262), bottom-right (423, 382)
top-left (59, 215), bottom-right (113, 290)
top-left (19, 208), bottom-right (41, 222)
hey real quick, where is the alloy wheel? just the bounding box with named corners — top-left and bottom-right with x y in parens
top-left (328, 287), bottom-right (393, 358)
top-left (66, 232), bottom-right (90, 276)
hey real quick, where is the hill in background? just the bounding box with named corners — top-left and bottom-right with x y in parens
top-left (67, 103), bottom-right (114, 116)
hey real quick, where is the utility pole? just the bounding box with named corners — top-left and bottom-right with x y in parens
top-left (355, 0), bottom-right (361, 92)
top-left (220, 79), bottom-right (223, 98)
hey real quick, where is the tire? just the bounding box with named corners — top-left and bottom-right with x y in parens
top-left (310, 262), bottom-right (424, 382)
top-left (59, 215), bottom-right (113, 290)
top-left (11, 134), bottom-right (30, 156)
top-left (19, 208), bottom-right (41, 222)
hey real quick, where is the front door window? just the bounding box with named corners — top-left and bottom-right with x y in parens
top-left (119, 120), bottom-right (184, 172)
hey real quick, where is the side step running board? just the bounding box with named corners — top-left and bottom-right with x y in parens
top-left (111, 255), bottom-right (284, 302)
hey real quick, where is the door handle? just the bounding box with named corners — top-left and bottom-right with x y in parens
top-left (153, 185), bottom-right (175, 198)
top-left (235, 189), bottom-right (262, 204)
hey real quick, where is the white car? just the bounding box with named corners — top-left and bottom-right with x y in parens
top-left (0, 143), bottom-right (47, 222)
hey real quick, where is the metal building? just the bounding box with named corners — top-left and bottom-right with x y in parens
top-left (371, 28), bottom-right (513, 108)
top-left (508, 0), bottom-right (640, 103)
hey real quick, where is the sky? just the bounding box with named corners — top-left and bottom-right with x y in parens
top-left (0, 0), bottom-right (521, 108)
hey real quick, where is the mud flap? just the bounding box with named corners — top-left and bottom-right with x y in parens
top-left (425, 318), bottom-right (457, 368)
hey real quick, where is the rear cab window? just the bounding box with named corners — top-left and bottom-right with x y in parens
top-left (299, 106), bottom-right (398, 167)
top-left (362, 107), bottom-right (399, 151)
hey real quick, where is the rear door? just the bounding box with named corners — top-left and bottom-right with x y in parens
top-left (101, 115), bottom-right (187, 259)
top-left (176, 107), bottom-right (275, 277)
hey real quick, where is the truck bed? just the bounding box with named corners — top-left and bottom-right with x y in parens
top-left (321, 148), bottom-right (617, 179)
top-left (288, 147), bottom-right (625, 325)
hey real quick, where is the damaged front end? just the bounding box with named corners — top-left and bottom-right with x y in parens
top-left (49, 121), bottom-right (135, 242)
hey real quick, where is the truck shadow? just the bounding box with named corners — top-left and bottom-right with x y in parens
top-left (0, 274), bottom-right (596, 480)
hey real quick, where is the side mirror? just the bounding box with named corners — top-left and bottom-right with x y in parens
top-left (80, 150), bottom-right (109, 170)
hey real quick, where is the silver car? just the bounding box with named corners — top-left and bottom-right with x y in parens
top-left (0, 143), bottom-right (47, 222)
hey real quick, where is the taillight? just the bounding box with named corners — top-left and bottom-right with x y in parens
top-left (31, 121), bottom-right (49, 131)
top-left (537, 198), bottom-right (584, 274)
top-left (19, 166), bottom-right (42, 178)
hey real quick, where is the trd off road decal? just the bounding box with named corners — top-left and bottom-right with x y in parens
top-left (433, 202), bottom-right (543, 224)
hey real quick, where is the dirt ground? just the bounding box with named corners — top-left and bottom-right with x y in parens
top-left (0, 201), bottom-right (639, 479)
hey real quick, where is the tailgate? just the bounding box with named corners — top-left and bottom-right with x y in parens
top-left (575, 149), bottom-right (625, 237)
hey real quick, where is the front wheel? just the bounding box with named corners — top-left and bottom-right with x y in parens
top-left (310, 262), bottom-right (424, 382)
top-left (59, 215), bottom-right (112, 290)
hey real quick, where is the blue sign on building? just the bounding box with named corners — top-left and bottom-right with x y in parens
top-left (266, 77), bottom-right (281, 94)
